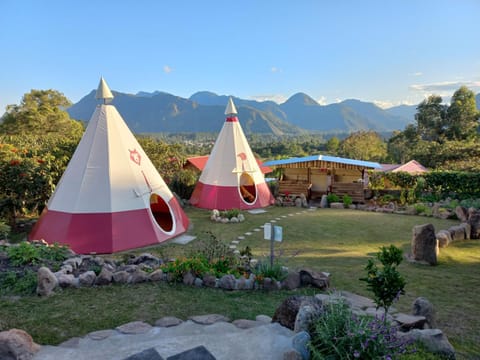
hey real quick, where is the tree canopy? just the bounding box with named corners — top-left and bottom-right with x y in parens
top-left (0, 89), bottom-right (84, 138)
top-left (388, 86), bottom-right (480, 170)
top-left (339, 130), bottom-right (387, 162)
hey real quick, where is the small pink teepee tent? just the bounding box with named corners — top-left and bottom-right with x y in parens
top-left (190, 97), bottom-right (274, 210)
top-left (29, 77), bottom-right (189, 254)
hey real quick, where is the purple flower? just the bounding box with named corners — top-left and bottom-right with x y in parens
top-left (354, 350), bottom-right (360, 358)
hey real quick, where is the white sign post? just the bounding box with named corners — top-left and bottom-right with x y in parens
top-left (264, 222), bottom-right (283, 267)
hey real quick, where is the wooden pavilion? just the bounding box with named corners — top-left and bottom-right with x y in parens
top-left (263, 155), bottom-right (381, 203)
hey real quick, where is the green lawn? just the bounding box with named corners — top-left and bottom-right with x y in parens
top-left (1, 206), bottom-right (479, 359)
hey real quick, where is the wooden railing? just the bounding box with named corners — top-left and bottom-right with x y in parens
top-left (278, 180), bottom-right (312, 198)
top-left (331, 183), bottom-right (365, 203)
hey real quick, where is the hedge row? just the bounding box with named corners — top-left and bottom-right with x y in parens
top-left (368, 170), bottom-right (480, 198)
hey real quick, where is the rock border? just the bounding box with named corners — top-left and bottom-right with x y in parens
top-left (34, 252), bottom-right (330, 297)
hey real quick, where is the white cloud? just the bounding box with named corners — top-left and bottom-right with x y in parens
top-left (316, 96), bottom-right (327, 105)
top-left (373, 100), bottom-right (395, 109)
top-left (409, 72), bottom-right (423, 77)
top-left (249, 94), bottom-right (288, 104)
top-left (270, 66), bottom-right (281, 73)
top-left (163, 65), bottom-right (173, 74)
top-left (410, 80), bottom-right (480, 93)
top-left (373, 99), bottom-right (418, 109)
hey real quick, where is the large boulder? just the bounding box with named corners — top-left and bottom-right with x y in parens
top-left (448, 225), bottom-right (466, 242)
top-left (436, 230), bottom-right (452, 248)
top-left (454, 206), bottom-right (468, 222)
top-left (0, 328), bottom-right (41, 360)
top-left (78, 270), bottom-right (96, 287)
top-left (400, 329), bottom-right (455, 359)
top-left (467, 210), bottom-right (480, 239)
top-left (129, 269), bottom-right (148, 284)
top-left (148, 269), bottom-right (164, 282)
top-left (411, 224), bottom-right (438, 265)
top-left (282, 271), bottom-right (301, 290)
top-left (182, 271), bottom-right (195, 286)
top-left (36, 267), bottom-right (58, 296)
top-left (412, 297), bottom-right (436, 329)
top-left (299, 268), bottom-right (330, 289)
top-left (95, 268), bottom-right (113, 286)
top-left (294, 301), bottom-right (324, 333)
top-left (218, 274), bottom-right (236, 290)
top-left (272, 295), bottom-right (320, 330)
top-left (202, 274), bottom-right (217, 288)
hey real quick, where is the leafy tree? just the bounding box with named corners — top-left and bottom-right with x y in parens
top-left (444, 86), bottom-right (480, 141)
top-left (137, 137), bottom-right (186, 184)
top-left (360, 245), bottom-right (406, 320)
top-left (415, 95), bottom-right (447, 142)
top-left (339, 130), bottom-right (387, 161)
top-left (387, 125), bottom-right (418, 163)
top-left (0, 89), bottom-right (84, 138)
top-left (325, 136), bottom-right (340, 155)
top-left (386, 86), bottom-right (480, 170)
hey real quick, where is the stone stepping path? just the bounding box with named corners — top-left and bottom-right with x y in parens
top-left (32, 316), bottom-right (298, 360)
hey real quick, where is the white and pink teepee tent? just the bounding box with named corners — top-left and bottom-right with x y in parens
top-left (190, 97), bottom-right (274, 210)
top-left (29, 78), bottom-right (189, 254)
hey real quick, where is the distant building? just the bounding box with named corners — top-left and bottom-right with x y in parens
top-left (263, 154), bottom-right (381, 203)
top-left (379, 160), bottom-right (428, 174)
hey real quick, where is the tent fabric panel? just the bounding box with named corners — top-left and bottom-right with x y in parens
top-left (190, 181), bottom-right (273, 210)
top-left (48, 105), bottom-right (174, 213)
top-left (105, 106), bottom-right (174, 210)
top-left (29, 198), bottom-right (189, 254)
top-left (199, 122), bottom-right (266, 186)
top-left (49, 106), bottom-right (111, 212)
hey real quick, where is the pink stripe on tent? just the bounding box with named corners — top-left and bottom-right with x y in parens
top-left (226, 116), bottom-right (238, 122)
top-left (190, 181), bottom-right (274, 210)
top-left (29, 198), bottom-right (189, 254)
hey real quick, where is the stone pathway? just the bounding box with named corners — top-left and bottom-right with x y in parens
top-left (228, 207), bottom-right (317, 252)
top-left (33, 315), bottom-right (299, 360)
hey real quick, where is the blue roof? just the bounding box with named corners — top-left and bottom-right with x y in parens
top-left (263, 154), bottom-right (381, 169)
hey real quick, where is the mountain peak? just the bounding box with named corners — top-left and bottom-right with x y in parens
top-left (284, 92), bottom-right (319, 106)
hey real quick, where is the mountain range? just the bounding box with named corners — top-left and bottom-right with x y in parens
top-left (67, 90), bottom-right (457, 135)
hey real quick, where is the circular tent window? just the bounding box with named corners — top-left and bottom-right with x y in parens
top-left (149, 193), bottom-right (174, 232)
top-left (239, 172), bottom-right (257, 204)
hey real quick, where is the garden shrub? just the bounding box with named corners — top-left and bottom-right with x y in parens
top-left (327, 193), bottom-right (340, 204)
top-left (6, 241), bottom-right (69, 267)
top-left (308, 297), bottom-right (414, 359)
top-left (413, 203), bottom-right (428, 215)
top-left (342, 194), bottom-right (353, 208)
top-left (0, 269), bottom-right (37, 295)
top-left (169, 169), bottom-right (198, 199)
top-left (0, 219), bottom-right (10, 239)
top-left (253, 261), bottom-right (288, 282)
top-left (220, 208), bottom-right (241, 219)
top-left (7, 241), bottom-right (41, 266)
top-left (360, 245), bottom-right (406, 318)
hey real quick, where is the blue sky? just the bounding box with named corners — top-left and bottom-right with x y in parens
top-left (1, 0), bottom-right (479, 113)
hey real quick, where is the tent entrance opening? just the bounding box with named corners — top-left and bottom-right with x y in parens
top-left (149, 193), bottom-right (174, 232)
top-left (239, 172), bottom-right (256, 204)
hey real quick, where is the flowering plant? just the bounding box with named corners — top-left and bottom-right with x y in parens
top-left (308, 297), bottom-right (414, 359)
